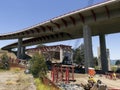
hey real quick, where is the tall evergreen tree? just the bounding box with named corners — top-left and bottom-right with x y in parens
top-left (115, 60), bottom-right (120, 66)
top-left (73, 44), bottom-right (84, 64)
top-left (73, 43), bottom-right (98, 67)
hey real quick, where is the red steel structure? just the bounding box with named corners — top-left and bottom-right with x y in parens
top-left (51, 64), bottom-right (75, 84)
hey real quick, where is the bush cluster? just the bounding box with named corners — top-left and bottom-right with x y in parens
top-left (29, 53), bottom-right (47, 78)
top-left (0, 53), bottom-right (10, 70)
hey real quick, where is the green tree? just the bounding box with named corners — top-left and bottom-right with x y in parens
top-left (115, 60), bottom-right (120, 66)
top-left (30, 52), bottom-right (47, 78)
top-left (73, 44), bottom-right (97, 67)
top-left (73, 44), bottom-right (84, 64)
top-left (1, 53), bottom-right (10, 70)
top-left (73, 48), bottom-right (82, 64)
top-left (93, 57), bottom-right (98, 66)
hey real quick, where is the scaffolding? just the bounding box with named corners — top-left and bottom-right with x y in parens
top-left (51, 64), bottom-right (75, 84)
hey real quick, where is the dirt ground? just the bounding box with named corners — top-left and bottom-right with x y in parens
top-left (72, 74), bottom-right (120, 89)
top-left (1, 70), bottom-right (120, 90)
top-left (47, 72), bottom-right (120, 90)
top-left (0, 70), bottom-right (36, 90)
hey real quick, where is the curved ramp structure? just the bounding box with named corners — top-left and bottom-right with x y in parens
top-left (1, 0), bottom-right (120, 49)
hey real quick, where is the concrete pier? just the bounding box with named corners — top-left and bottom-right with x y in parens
top-left (17, 38), bottom-right (22, 59)
top-left (83, 25), bottom-right (94, 73)
top-left (21, 46), bottom-right (25, 59)
top-left (99, 34), bottom-right (108, 73)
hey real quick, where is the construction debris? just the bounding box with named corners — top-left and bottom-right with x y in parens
top-left (55, 75), bottom-right (108, 90)
top-left (58, 83), bottom-right (84, 90)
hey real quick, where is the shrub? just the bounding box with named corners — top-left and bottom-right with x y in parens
top-left (111, 65), bottom-right (118, 72)
top-left (35, 78), bottom-right (49, 90)
top-left (29, 53), bottom-right (47, 78)
top-left (34, 78), bottom-right (59, 90)
top-left (12, 67), bottom-right (21, 73)
top-left (0, 53), bottom-right (10, 70)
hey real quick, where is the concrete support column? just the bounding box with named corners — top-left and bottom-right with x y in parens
top-left (17, 38), bottom-right (22, 59)
top-left (83, 25), bottom-right (94, 73)
top-left (21, 46), bottom-right (25, 59)
top-left (97, 47), bottom-right (102, 69)
top-left (71, 51), bottom-right (73, 64)
top-left (106, 49), bottom-right (111, 71)
top-left (60, 48), bottom-right (63, 63)
top-left (99, 34), bottom-right (108, 73)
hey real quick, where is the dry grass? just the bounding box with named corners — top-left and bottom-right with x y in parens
top-left (0, 70), bottom-right (36, 90)
top-left (4, 73), bottom-right (30, 90)
top-left (34, 78), bottom-right (60, 90)
top-left (0, 50), bottom-right (16, 59)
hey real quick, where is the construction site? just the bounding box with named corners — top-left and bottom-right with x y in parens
top-left (0, 43), bottom-right (120, 90)
top-left (0, 0), bottom-right (120, 90)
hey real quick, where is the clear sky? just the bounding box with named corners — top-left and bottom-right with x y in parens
top-left (0, 0), bottom-right (120, 60)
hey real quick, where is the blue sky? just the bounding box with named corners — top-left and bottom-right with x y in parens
top-left (0, 0), bottom-right (120, 59)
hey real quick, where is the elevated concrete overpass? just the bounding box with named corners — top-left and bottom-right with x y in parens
top-left (1, 0), bottom-right (120, 73)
